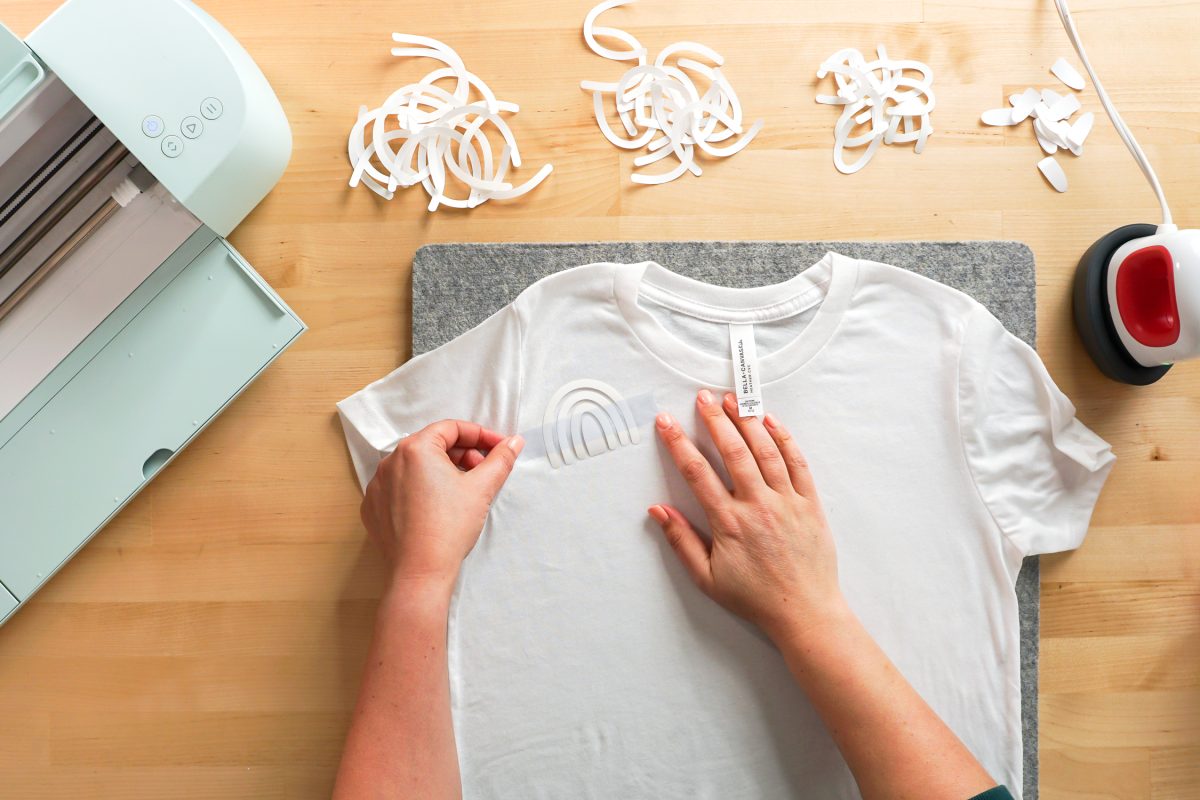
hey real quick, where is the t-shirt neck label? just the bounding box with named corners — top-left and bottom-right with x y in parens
top-left (729, 323), bottom-right (764, 417)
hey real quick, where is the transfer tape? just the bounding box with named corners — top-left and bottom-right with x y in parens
top-left (520, 387), bottom-right (659, 468)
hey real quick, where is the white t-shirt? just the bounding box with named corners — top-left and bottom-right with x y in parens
top-left (338, 253), bottom-right (1114, 800)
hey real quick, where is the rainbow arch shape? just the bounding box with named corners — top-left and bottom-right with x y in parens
top-left (542, 379), bottom-right (641, 469)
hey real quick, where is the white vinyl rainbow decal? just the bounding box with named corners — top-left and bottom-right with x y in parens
top-left (541, 379), bottom-right (641, 469)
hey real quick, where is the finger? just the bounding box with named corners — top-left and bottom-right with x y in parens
top-left (763, 413), bottom-right (817, 497)
top-left (418, 419), bottom-right (507, 454)
top-left (448, 447), bottom-right (487, 470)
top-left (459, 448), bottom-right (487, 470)
top-left (468, 435), bottom-right (524, 499)
top-left (648, 505), bottom-right (713, 595)
top-left (655, 412), bottom-right (731, 510)
top-left (360, 476), bottom-right (380, 529)
top-left (696, 388), bottom-right (763, 495)
top-left (720, 393), bottom-right (791, 492)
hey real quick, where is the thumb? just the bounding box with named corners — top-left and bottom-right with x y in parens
top-left (648, 505), bottom-right (713, 594)
top-left (469, 435), bottom-right (524, 499)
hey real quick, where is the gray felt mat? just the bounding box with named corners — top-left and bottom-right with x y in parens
top-left (413, 241), bottom-right (1039, 800)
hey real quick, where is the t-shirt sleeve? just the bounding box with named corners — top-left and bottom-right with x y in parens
top-left (336, 303), bottom-right (524, 491)
top-left (958, 304), bottom-right (1115, 557)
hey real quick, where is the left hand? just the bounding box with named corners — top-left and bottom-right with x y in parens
top-left (360, 420), bottom-right (524, 594)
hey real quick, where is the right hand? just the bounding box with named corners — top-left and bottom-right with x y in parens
top-left (649, 389), bottom-right (844, 642)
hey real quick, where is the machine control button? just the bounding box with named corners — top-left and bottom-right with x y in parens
top-left (181, 116), bottom-right (204, 139)
top-left (200, 97), bottom-right (224, 120)
top-left (161, 135), bottom-right (184, 158)
top-left (141, 115), bottom-right (165, 138)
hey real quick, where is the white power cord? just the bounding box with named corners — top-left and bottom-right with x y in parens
top-left (1053, 0), bottom-right (1174, 229)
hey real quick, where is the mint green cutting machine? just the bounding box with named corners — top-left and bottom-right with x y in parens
top-left (0, 0), bottom-right (305, 626)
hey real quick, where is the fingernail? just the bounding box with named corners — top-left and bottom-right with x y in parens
top-left (648, 505), bottom-right (669, 524)
top-left (698, 389), bottom-right (713, 406)
top-left (507, 435), bottom-right (525, 455)
top-left (723, 392), bottom-right (736, 409)
top-left (656, 412), bottom-right (674, 430)
top-left (764, 413), bottom-right (780, 429)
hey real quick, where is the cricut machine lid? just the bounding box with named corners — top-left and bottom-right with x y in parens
top-left (25, 0), bottom-right (291, 237)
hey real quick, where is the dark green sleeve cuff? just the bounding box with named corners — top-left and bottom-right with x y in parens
top-left (969, 788), bottom-right (1015, 800)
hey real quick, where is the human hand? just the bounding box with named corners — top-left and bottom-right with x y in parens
top-left (361, 420), bottom-right (523, 595)
top-left (649, 389), bottom-right (843, 642)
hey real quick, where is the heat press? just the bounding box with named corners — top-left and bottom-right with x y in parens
top-left (1060, 0), bottom-right (1197, 385)
top-left (0, 0), bottom-right (304, 625)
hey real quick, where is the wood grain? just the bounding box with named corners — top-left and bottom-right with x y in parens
top-left (0, 0), bottom-right (1197, 797)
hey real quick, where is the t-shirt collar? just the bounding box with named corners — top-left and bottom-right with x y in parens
top-left (612, 252), bottom-right (860, 387)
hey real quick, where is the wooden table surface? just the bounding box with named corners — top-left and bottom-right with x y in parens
top-left (1, 0), bottom-right (1197, 797)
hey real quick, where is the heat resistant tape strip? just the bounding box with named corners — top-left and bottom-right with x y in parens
top-left (518, 391), bottom-right (659, 462)
top-left (370, 393), bottom-right (659, 465)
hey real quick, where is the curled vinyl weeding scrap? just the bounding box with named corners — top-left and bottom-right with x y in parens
top-left (347, 34), bottom-right (552, 211)
top-left (814, 45), bottom-right (937, 175)
top-left (581, 0), bottom-right (764, 185)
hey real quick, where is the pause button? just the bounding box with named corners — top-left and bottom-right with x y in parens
top-left (200, 97), bottom-right (224, 120)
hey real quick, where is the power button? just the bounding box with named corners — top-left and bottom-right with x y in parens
top-left (141, 115), bottom-right (165, 138)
